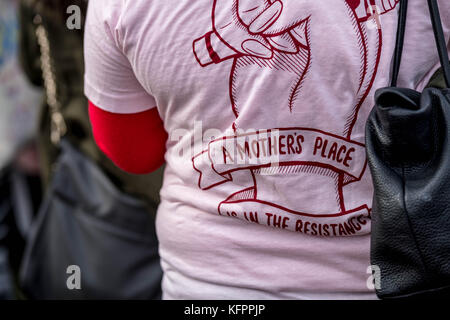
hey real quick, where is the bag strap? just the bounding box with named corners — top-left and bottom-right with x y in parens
top-left (428, 0), bottom-right (450, 88)
top-left (390, 0), bottom-right (408, 87)
top-left (33, 14), bottom-right (67, 145)
top-left (391, 0), bottom-right (450, 88)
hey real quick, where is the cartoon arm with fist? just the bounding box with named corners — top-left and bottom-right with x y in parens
top-left (193, 0), bottom-right (308, 67)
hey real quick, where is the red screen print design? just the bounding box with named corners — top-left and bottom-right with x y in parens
top-left (192, 0), bottom-right (399, 236)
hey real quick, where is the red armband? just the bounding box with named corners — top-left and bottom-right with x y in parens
top-left (88, 101), bottom-right (167, 174)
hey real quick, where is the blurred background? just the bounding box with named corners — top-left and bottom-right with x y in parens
top-left (1, 0), bottom-right (42, 300)
top-left (0, 0), bottom-right (164, 300)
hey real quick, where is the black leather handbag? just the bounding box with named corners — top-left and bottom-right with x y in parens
top-left (366, 0), bottom-right (450, 299)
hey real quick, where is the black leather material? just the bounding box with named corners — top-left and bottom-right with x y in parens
top-left (366, 0), bottom-right (450, 299)
top-left (367, 87), bottom-right (450, 298)
top-left (19, 140), bottom-right (162, 299)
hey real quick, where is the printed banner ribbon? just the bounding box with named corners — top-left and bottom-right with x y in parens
top-left (218, 199), bottom-right (371, 236)
top-left (192, 128), bottom-right (366, 190)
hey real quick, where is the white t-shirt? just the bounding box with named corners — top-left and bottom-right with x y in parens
top-left (84, 0), bottom-right (450, 299)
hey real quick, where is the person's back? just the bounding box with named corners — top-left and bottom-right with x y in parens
top-left (84, 0), bottom-right (450, 299)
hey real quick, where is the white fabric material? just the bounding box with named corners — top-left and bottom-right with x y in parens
top-left (84, 0), bottom-right (450, 299)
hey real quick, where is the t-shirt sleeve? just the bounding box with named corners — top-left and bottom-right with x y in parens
top-left (84, 0), bottom-right (156, 114)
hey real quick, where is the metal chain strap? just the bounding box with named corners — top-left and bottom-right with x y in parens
top-left (34, 14), bottom-right (67, 145)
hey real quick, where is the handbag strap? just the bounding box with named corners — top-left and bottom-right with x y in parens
top-left (391, 0), bottom-right (450, 88)
top-left (33, 14), bottom-right (67, 145)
